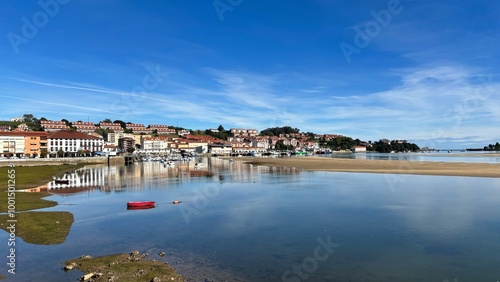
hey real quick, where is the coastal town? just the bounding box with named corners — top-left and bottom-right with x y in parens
top-left (0, 114), bottom-right (418, 159)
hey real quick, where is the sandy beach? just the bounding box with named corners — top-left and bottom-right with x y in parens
top-left (236, 156), bottom-right (500, 178)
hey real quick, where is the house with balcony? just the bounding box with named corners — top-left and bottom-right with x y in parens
top-left (149, 124), bottom-right (176, 134)
top-left (140, 136), bottom-right (169, 153)
top-left (40, 120), bottom-right (70, 132)
top-left (99, 122), bottom-right (124, 133)
top-left (125, 123), bottom-right (153, 134)
top-left (0, 133), bottom-right (25, 157)
top-left (72, 121), bottom-right (97, 133)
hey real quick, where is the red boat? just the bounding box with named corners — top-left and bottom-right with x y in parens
top-left (127, 201), bottom-right (155, 208)
top-left (127, 205), bottom-right (155, 210)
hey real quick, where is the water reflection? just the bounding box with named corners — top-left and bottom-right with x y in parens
top-left (21, 158), bottom-right (300, 195)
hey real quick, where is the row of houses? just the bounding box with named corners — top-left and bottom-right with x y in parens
top-left (39, 120), bottom-right (181, 134)
top-left (0, 131), bottom-right (104, 158)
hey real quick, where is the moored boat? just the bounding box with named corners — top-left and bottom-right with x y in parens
top-left (54, 179), bottom-right (69, 184)
top-left (127, 201), bottom-right (155, 208)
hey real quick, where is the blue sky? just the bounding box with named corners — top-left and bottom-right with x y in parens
top-left (1, 0), bottom-right (499, 148)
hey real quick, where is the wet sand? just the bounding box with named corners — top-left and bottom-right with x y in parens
top-left (236, 157), bottom-right (500, 178)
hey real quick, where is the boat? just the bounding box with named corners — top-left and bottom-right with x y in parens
top-left (127, 205), bottom-right (155, 210)
top-left (54, 179), bottom-right (69, 184)
top-left (127, 201), bottom-right (155, 208)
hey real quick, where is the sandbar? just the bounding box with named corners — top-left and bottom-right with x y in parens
top-left (236, 157), bottom-right (500, 178)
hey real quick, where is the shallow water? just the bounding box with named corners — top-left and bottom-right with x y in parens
top-left (2, 158), bottom-right (500, 281)
top-left (325, 151), bottom-right (500, 163)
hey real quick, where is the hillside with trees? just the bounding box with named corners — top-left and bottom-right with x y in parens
top-left (260, 126), bottom-right (300, 136)
top-left (371, 140), bottom-right (420, 153)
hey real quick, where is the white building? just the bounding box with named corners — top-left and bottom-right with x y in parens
top-left (0, 135), bottom-right (24, 157)
top-left (48, 131), bottom-right (104, 155)
top-left (351, 146), bottom-right (367, 153)
top-left (140, 137), bottom-right (169, 153)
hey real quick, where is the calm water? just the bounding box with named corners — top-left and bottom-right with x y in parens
top-left (2, 158), bottom-right (500, 281)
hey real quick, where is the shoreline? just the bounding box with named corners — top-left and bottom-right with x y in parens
top-left (235, 156), bottom-right (500, 178)
top-left (0, 157), bottom-right (107, 167)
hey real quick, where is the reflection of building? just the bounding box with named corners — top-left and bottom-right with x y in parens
top-left (48, 167), bottom-right (106, 191)
top-left (48, 131), bottom-right (104, 155)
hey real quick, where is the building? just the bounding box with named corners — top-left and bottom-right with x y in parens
top-left (0, 134), bottom-right (25, 157)
top-left (0, 132), bottom-right (48, 157)
top-left (40, 120), bottom-right (70, 132)
top-left (48, 131), bottom-right (104, 156)
top-left (209, 143), bottom-right (232, 155)
top-left (170, 139), bottom-right (208, 153)
top-left (230, 128), bottom-right (259, 137)
top-left (0, 125), bottom-right (10, 132)
top-left (13, 123), bottom-right (29, 132)
top-left (72, 121), bottom-right (97, 133)
top-left (107, 132), bottom-right (134, 146)
top-left (177, 129), bottom-right (190, 136)
top-left (23, 132), bottom-right (48, 157)
top-left (351, 146), bottom-right (367, 153)
top-left (103, 144), bottom-right (118, 155)
top-left (118, 137), bottom-right (135, 153)
top-left (141, 136), bottom-right (169, 153)
top-left (99, 122), bottom-right (124, 133)
top-left (252, 137), bottom-right (270, 149)
top-left (149, 124), bottom-right (176, 134)
top-left (125, 123), bottom-right (152, 134)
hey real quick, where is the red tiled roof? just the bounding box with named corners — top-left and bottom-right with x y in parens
top-left (0, 132), bottom-right (48, 137)
top-left (48, 131), bottom-right (103, 140)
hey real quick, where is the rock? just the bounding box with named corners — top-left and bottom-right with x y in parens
top-left (79, 255), bottom-right (92, 259)
top-left (108, 276), bottom-right (116, 282)
top-left (131, 250), bottom-right (140, 256)
top-left (151, 277), bottom-right (161, 282)
top-left (64, 262), bottom-right (77, 271)
top-left (80, 272), bottom-right (95, 281)
top-left (159, 251), bottom-right (166, 257)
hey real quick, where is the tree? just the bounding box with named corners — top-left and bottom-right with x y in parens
top-left (40, 148), bottom-right (48, 158)
top-left (102, 118), bottom-right (112, 123)
top-left (57, 149), bottom-right (64, 158)
top-left (23, 114), bottom-right (35, 123)
top-left (260, 126), bottom-right (300, 136)
top-left (114, 120), bottom-right (127, 129)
